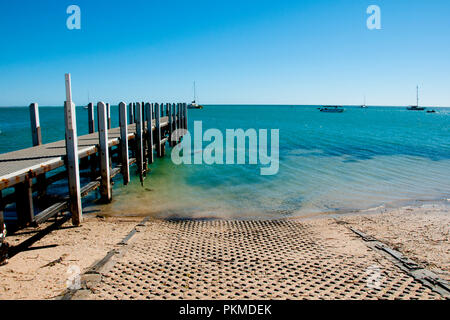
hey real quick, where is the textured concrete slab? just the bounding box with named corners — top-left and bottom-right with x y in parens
top-left (79, 220), bottom-right (443, 300)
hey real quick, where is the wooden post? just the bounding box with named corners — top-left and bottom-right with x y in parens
top-left (29, 103), bottom-right (47, 199)
top-left (106, 103), bottom-right (111, 129)
top-left (98, 102), bottom-right (112, 202)
top-left (14, 175), bottom-right (34, 227)
top-left (133, 103), bottom-right (137, 123)
top-left (136, 103), bottom-right (144, 185)
top-left (168, 103), bottom-right (173, 147)
top-left (64, 73), bottom-right (82, 226)
top-left (145, 103), bottom-right (154, 164)
top-left (87, 102), bottom-right (95, 133)
top-left (184, 103), bottom-right (188, 131)
top-left (178, 103), bottom-right (182, 142)
top-left (119, 102), bottom-right (130, 185)
top-left (129, 103), bottom-right (134, 124)
top-left (155, 103), bottom-right (162, 157)
top-left (87, 102), bottom-right (97, 179)
top-left (172, 103), bottom-right (178, 144)
top-left (29, 103), bottom-right (42, 146)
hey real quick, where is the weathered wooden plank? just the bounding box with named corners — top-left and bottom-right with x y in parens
top-left (64, 73), bottom-right (82, 226)
top-left (97, 102), bottom-right (112, 202)
top-left (119, 102), bottom-right (130, 185)
top-left (135, 102), bottom-right (144, 185)
top-left (145, 102), bottom-right (154, 164)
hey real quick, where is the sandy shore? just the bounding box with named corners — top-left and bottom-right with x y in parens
top-left (0, 215), bottom-right (141, 300)
top-left (341, 203), bottom-right (450, 281)
top-left (0, 203), bottom-right (448, 299)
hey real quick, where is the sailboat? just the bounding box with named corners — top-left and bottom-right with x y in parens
top-left (360, 95), bottom-right (368, 108)
top-left (406, 86), bottom-right (426, 111)
top-left (188, 82), bottom-right (203, 109)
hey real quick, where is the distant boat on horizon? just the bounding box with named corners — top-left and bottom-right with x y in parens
top-left (406, 86), bottom-right (426, 111)
top-left (188, 82), bottom-right (203, 109)
top-left (319, 106), bottom-right (345, 113)
top-left (361, 95), bottom-right (368, 108)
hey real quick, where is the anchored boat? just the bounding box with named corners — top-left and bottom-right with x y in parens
top-left (406, 86), bottom-right (426, 111)
top-left (319, 106), bottom-right (345, 113)
top-left (188, 82), bottom-right (203, 109)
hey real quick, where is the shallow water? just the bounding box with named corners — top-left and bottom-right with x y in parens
top-left (1, 105), bottom-right (449, 219)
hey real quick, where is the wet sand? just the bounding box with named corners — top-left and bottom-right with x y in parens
top-left (0, 204), bottom-right (448, 299)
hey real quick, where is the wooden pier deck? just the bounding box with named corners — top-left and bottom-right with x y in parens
top-left (0, 119), bottom-right (169, 191)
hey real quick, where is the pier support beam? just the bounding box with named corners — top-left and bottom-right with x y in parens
top-left (119, 102), bottom-right (130, 185)
top-left (29, 103), bottom-right (47, 199)
top-left (14, 175), bottom-right (34, 227)
top-left (87, 103), bottom-right (95, 133)
top-left (136, 102), bottom-right (144, 185)
top-left (155, 103), bottom-right (163, 158)
top-left (145, 103), bottom-right (154, 165)
top-left (168, 103), bottom-right (174, 147)
top-left (172, 103), bottom-right (177, 145)
top-left (128, 103), bottom-right (134, 125)
top-left (98, 102), bottom-right (112, 202)
top-left (29, 103), bottom-right (42, 146)
top-left (64, 74), bottom-right (82, 226)
top-left (87, 102), bottom-right (97, 179)
top-left (106, 103), bottom-right (111, 129)
top-left (178, 103), bottom-right (182, 142)
top-left (184, 103), bottom-right (188, 131)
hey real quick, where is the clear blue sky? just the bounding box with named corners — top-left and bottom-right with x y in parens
top-left (0, 0), bottom-right (449, 106)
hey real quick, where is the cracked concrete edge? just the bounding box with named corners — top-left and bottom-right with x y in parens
top-left (56, 216), bottom-right (150, 300)
top-left (336, 219), bottom-right (450, 299)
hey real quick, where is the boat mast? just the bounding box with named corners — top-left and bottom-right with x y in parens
top-left (193, 81), bottom-right (196, 102)
top-left (416, 85), bottom-right (419, 107)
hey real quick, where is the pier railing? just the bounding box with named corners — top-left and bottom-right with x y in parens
top-left (0, 74), bottom-right (188, 247)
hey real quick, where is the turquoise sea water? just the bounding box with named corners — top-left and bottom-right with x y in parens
top-left (1, 105), bottom-right (449, 219)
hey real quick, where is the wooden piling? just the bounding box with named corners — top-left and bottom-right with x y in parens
top-left (29, 103), bottom-right (42, 146)
top-left (29, 102), bottom-right (47, 199)
top-left (97, 102), bottom-right (112, 202)
top-left (106, 103), bottom-right (111, 129)
top-left (87, 102), bottom-right (97, 179)
top-left (14, 175), bottom-right (34, 227)
top-left (172, 103), bottom-right (178, 144)
top-left (178, 103), bottom-right (182, 142)
top-left (64, 73), bottom-right (82, 226)
top-left (129, 103), bottom-right (134, 124)
top-left (184, 103), bottom-right (188, 130)
top-left (136, 102), bottom-right (144, 185)
top-left (87, 103), bottom-right (95, 133)
top-left (168, 103), bottom-right (173, 147)
top-left (119, 102), bottom-right (130, 185)
top-left (155, 103), bottom-right (163, 158)
top-left (145, 103), bottom-right (154, 164)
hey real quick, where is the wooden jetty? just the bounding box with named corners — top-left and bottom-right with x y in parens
top-left (0, 74), bottom-right (188, 252)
